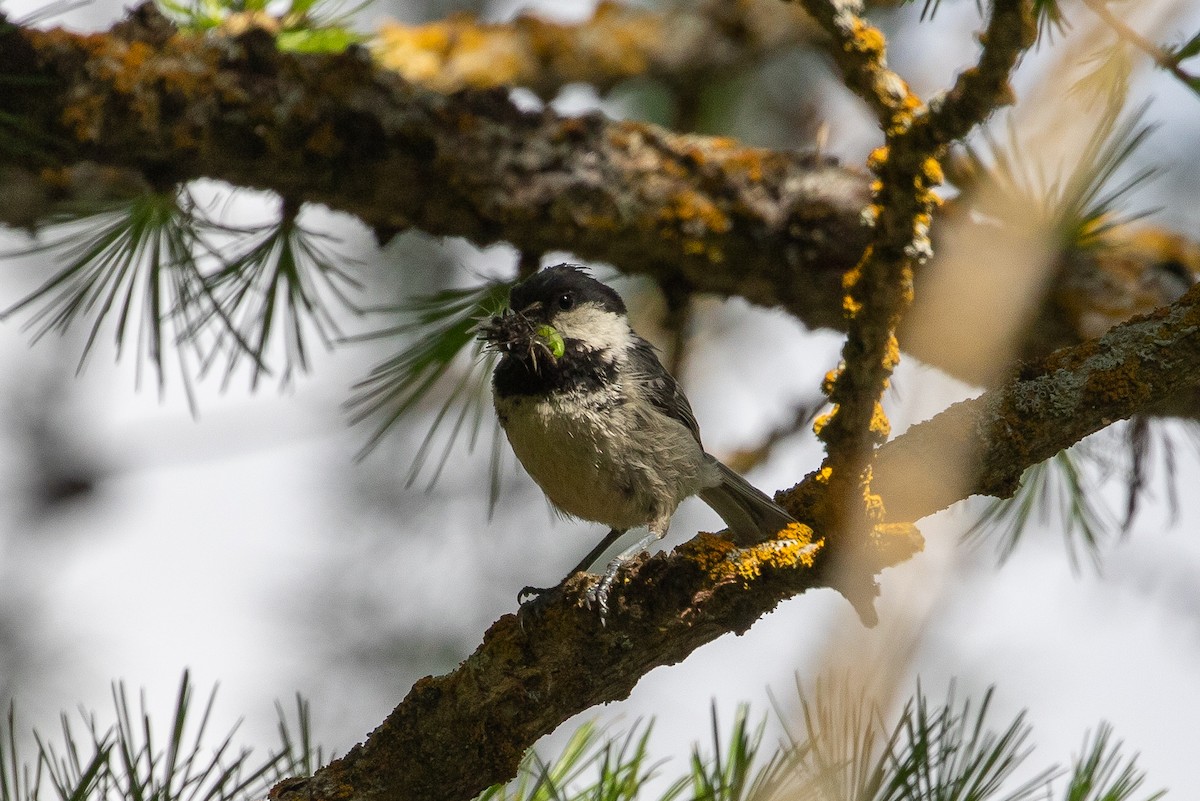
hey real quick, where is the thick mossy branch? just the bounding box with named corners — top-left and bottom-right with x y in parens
top-left (3, 5), bottom-right (1198, 417)
top-left (0, 6), bottom-right (870, 329)
top-left (375, 0), bottom-right (818, 97)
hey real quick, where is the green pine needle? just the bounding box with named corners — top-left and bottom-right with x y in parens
top-left (686, 703), bottom-right (765, 801)
top-left (1, 190), bottom-right (214, 414)
top-left (1064, 724), bottom-right (1165, 801)
top-left (881, 685), bottom-right (1056, 801)
top-left (966, 415), bottom-right (1197, 568)
top-left (2, 678), bottom-right (1170, 801)
top-left (477, 720), bottom-right (666, 801)
top-left (1, 672), bottom-right (321, 801)
top-left (911, 0), bottom-right (1066, 37)
top-left (953, 99), bottom-right (1159, 254)
top-left (964, 448), bottom-right (1115, 571)
top-left (3, 190), bottom-right (365, 404)
top-left (156, 0), bottom-right (368, 53)
top-left (199, 207), bottom-right (362, 389)
top-left (345, 279), bottom-right (512, 505)
top-left (1033, 0), bottom-right (1068, 39)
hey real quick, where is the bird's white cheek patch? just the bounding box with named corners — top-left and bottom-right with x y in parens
top-left (552, 305), bottom-right (633, 354)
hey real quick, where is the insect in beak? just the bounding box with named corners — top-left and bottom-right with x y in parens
top-left (476, 310), bottom-right (564, 374)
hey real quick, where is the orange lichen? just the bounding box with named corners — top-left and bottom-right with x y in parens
top-left (842, 260), bottom-right (863, 291)
top-left (866, 146), bottom-right (888, 172)
top-left (821, 367), bottom-right (841, 394)
top-left (720, 149), bottom-right (767, 183)
top-left (48, 29), bottom-right (223, 148)
top-left (660, 190), bottom-right (731, 236)
top-left (682, 533), bottom-right (739, 574)
top-left (61, 93), bottom-right (106, 142)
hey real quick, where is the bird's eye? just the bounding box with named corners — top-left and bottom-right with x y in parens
top-left (556, 293), bottom-right (574, 311)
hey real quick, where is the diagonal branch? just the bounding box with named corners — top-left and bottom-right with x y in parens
top-left (269, 281), bottom-right (1200, 801)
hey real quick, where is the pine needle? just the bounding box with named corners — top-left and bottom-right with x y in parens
top-left (964, 448), bottom-right (1116, 571)
top-left (1063, 724), bottom-right (1165, 801)
top-left (198, 203), bottom-right (362, 390)
top-left (0, 190), bottom-right (214, 415)
top-left (345, 279), bottom-right (511, 507)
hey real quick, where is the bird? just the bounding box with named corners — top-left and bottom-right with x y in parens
top-left (477, 263), bottom-right (797, 617)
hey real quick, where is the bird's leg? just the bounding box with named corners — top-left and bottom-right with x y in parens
top-left (518, 527), bottom-right (627, 605)
top-left (585, 519), bottom-right (669, 624)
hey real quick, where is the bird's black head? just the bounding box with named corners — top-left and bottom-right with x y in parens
top-left (481, 265), bottom-right (631, 395)
top-left (478, 264), bottom-right (630, 356)
top-left (507, 264), bottom-right (627, 321)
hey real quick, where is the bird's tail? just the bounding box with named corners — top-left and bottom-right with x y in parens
top-left (699, 458), bottom-right (796, 546)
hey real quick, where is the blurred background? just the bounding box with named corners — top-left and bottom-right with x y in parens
top-left (1, 0), bottom-right (1199, 796)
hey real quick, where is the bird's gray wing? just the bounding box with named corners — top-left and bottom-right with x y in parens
top-left (627, 336), bottom-right (702, 445)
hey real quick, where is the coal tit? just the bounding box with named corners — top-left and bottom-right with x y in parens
top-left (480, 264), bottom-right (796, 615)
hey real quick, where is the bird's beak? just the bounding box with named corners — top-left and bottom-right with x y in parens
top-left (475, 310), bottom-right (563, 370)
top-left (476, 309), bottom-right (535, 353)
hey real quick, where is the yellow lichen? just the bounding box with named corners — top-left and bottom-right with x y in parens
top-left (842, 261), bottom-right (863, 291)
top-left (812, 409), bottom-right (834, 436)
top-left (866, 146), bottom-right (888, 171)
top-left (821, 367), bottom-right (841, 394)
top-left (721, 149), bottom-right (767, 183)
top-left (685, 526), bottom-right (824, 585)
top-left (921, 156), bottom-right (944, 186)
top-left (882, 332), bottom-right (901, 371)
top-left (868, 400), bottom-right (890, 439)
top-left (682, 532), bottom-right (739, 575)
top-left (847, 19), bottom-right (886, 58)
top-left (659, 191), bottom-right (732, 255)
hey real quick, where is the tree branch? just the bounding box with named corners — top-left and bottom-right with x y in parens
top-left (374, 0), bottom-right (819, 97)
top-left (0, 8), bottom-right (869, 325)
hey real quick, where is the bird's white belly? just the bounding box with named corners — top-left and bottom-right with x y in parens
top-left (499, 395), bottom-right (657, 530)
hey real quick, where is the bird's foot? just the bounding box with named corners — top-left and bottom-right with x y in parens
top-left (583, 560), bottom-right (624, 626)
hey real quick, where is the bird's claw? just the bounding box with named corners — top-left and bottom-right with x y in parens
top-left (516, 585), bottom-right (556, 628)
top-left (584, 563), bottom-right (623, 626)
top-left (518, 585), bottom-right (553, 605)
